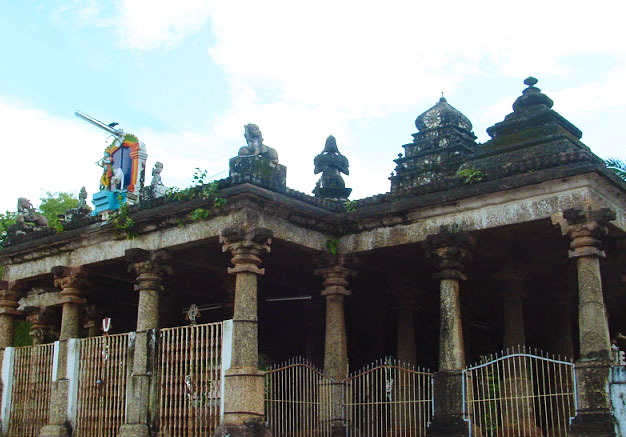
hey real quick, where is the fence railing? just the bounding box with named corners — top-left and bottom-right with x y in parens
top-left (463, 346), bottom-right (576, 437)
top-left (264, 357), bottom-right (433, 437)
top-left (345, 358), bottom-right (434, 437)
top-left (75, 333), bottom-right (130, 437)
top-left (156, 321), bottom-right (224, 437)
top-left (265, 357), bottom-right (333, 437)
top-left (7, 343), bottom-right (54, 437)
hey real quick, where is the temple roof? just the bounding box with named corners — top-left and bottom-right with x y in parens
top-left (415, 96), bottom-right (473, 133)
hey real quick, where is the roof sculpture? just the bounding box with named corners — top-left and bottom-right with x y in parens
top-left (0, 77), bottom-right (624, 249)
top-left (313, 135), bottom-right (351, 200)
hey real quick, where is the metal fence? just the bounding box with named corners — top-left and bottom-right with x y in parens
top-left (75, 333), bottom-right (130, 437)
top-left (345, 358), bottom-right (434, 437)
top-left (156, 321), bottom-right (223, 437)
top-left (463, 346), bottom-right (576, 437)
top-left (265, 357), bottom-right (333, 437)
top-left (7, 343), bottom-right (55, 437)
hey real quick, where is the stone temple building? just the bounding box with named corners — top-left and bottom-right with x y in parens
top-left (0, 77), bottom-right (625, 437)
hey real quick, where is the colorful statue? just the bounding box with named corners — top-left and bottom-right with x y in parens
top-left (75, 111), bottom-right (148, 213)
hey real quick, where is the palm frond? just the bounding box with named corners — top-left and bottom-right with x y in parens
top-left (604, 157), bottom-right (626, 181)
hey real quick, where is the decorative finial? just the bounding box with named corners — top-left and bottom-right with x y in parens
top-left (512, 76), bottom-right (553, 112)
top-left (524, 77), bottom-right (538, 87)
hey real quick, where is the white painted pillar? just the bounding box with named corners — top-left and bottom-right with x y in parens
top-left (220, 319), bottom-right (233, 423)
top-left (66, 339), bottom-right (80, 429)
top-left (1, 347), bottom-right (15, 435)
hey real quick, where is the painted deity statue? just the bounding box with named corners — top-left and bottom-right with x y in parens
top-left (238, 124), bottom-right (279, 162)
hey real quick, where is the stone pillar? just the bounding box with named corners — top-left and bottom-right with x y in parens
top-left (553, 207), bottom-right (617, 437)
top-left (0, 281), bottom-right (23, 350)
top-left (494, 270), bottom-right (542, 436)
top-left (304, 299), bottom-right (324, 366)
top-left (393, 295), bottom-right (417, 364)
top-left (119, 249), bottom-right (171, 437)
top-left (27, 309), bottom-right (54, 345)
top-left (40, 267), bottom-right (88, 437)
top-left (83, 305), bottom-right (103, 338)
top-left (550, 292), bottom-right (575, 359)
top-left (426, 231), bottom-right (473, 437)
top-left (214, 228), bottom-right (272, 437)
top-left (316, 264), bottom-right (354, 437)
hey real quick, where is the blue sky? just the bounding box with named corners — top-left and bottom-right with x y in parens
top-left (2, 0), bottom-right (625, 213)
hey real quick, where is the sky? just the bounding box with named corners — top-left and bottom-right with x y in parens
top-left (1, 0), bottom-right (626, 213)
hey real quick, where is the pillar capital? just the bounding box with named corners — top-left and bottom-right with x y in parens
top-left (0, 280), bottom-right (26, 316)
top-left (425, 229), bottom-right (475, 280)
top-left (126, 249), bottom-right (172, 292)
top-left (552, 207), bottom-right (616, 259)
top-left (220, 227), bottom-right (272, 275)
top-left (315, 265), bottom-right (354, 297)
top-left (52, 266), bottom-right (90, 304)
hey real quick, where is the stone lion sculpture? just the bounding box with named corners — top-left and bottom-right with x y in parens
top-left (238, 124), bottom-right (279, 162)
top-left (15, 198), bottom-right (49, 228)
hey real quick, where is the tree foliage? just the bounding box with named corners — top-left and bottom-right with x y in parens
top-left (605, 157), bottom-right (626, 181)
top-left (39, 191), bottom-right (79, 232)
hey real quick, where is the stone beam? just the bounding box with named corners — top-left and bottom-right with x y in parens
top-left (3, 207), bottom-right (330, 282)
top-left (342, 179), bottom-right (625, 254)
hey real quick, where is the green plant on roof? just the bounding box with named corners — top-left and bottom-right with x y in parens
top-left (110, 194), bottom-right (137, 239)
top-left (457, 168), bottom-right (485, 184)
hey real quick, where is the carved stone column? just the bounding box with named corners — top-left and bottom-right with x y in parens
top-left (426, 231), bottom-right (473, 437)
top-left (393, 295), bottom-right (418, 364)
top-left (316, 264), bottom-right (354, 436)
top-left (27, 309), bottom-right (54, 345)
top-left (0, 281), bottom-right (24, 350)
top-left (40, 267), bottom-right (89, 437)
top-left (0, 280), bottom-right (24, 408)
top-left (550, 291), bottom-right (575, 360)
top-left (214, 228), bottom-right (272, 437)
top-left (493, 269), bottom-right (542, 436)
top-left (119, 249), bottom-right (171, 437)
top-left (83, 305), bottom-right (103, 338)
top-left (553, 207), bottom-right (617, 437)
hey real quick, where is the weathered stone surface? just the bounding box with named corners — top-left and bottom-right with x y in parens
top-left (214, 419), bottom-right (272, 437)
top-left (220, 228), bottom-right (272, 428)
top-left (427, 371), bottom-right (470, 437)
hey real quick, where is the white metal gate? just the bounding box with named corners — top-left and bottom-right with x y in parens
top-left (463, 346), bottom-right (576, 437)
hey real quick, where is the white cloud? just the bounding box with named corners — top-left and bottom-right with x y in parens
top-left (0, 98), bottom-right (104, 212)
top-left (114, 0), bottom-right (212, 50)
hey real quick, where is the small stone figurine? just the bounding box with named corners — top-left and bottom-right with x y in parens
top-left (313, 135), bottom-right (352, 199)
